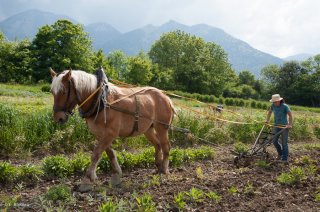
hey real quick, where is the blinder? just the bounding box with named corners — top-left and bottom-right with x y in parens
top-left (53, 79), bottom-right (77, 117)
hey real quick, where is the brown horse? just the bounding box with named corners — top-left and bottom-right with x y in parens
top-left (50, 68), bottom-right (175, 187)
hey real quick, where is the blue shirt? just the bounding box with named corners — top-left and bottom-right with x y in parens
top-left (270, 103), bottom-right (291, 125)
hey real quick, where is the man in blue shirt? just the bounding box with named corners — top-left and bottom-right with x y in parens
top-left (265, 94), bottom-right (293, 163)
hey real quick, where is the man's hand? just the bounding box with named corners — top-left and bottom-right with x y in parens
top-left (286, 124), bottom-right (292, 128)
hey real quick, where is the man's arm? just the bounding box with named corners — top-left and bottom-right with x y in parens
top-left (287, 111), bottom-right (293, 128)
top-left (265, 110), bottom-right (272, 123)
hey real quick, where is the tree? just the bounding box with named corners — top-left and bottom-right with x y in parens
top-left (93, 49), bottom-right (117, 80)
top-left (107, 50), bottom-right (129, 81)
top-left (0, 34), bottom-right (32, 83)
top-left (238, 70), bottom-right (255, 86)
top-left (31, 19), bottom-right (95, 82)
top-left (261, 61), bottom-right (316, 106)
top-left (149, 30), bottom-right (236, 95)
top-left (127, 52), bottom-right (153, 85)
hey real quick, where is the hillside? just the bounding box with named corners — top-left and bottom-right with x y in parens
top-left (0, 9), bottom-right (76, 40)
top-left (0, 10), bottom-right (284, 76)
top-left (98, 20), bottom-right (284, 76)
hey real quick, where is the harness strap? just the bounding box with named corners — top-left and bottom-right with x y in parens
top-left (129, 94), bottom-right (140, 136)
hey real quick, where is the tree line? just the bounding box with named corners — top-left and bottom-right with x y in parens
top-left (0, 19), bottom-right (319, 106)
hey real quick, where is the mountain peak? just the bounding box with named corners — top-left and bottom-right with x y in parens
top-left (0, 10), bottom-right (284, 76)
top-left (0, 9), bottom-right (76, 40)
top-left (162, 20), bottom-right (186, 28)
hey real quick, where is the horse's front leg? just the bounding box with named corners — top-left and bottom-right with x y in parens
top-left (84, 139), bottom-right (110, 183)
top-left (106, 147), bottom-right (122, 186)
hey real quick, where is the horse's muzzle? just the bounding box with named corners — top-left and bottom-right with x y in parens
top-left (53, 111), bottom-right (69, 124)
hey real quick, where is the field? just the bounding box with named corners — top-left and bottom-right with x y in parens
top-left (0, 83), bottom-right (320, 211)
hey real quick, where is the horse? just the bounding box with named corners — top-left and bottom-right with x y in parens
top-left (50, 68), bottom-right (175, 188)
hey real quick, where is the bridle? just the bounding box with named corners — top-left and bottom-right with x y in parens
top-left (53, 79), bottom-right (78, 117)
top-left (53, 77), bottom-right (104, 118)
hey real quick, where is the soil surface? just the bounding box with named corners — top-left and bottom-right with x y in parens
top-left (1, 142), bottom-right (319, 211)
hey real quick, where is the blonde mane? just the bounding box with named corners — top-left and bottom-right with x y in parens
top-left (51, 70), bottom-right (98, 96)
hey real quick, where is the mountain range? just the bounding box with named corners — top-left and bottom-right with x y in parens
top-left (0, 9), bottom-right (288, 76)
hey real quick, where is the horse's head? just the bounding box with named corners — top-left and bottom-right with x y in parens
top-left (50, 68), bottom-right (78, 124)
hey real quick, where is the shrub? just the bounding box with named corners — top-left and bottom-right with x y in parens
top-left (228, 122), bottom-right (260, 143)
top-left (172, 112), bottom-right (213, 146)
top-left (43, 155), bottom-right (73, 178)
top-left (19, 164), bottom-right (43, 182)
top-left (0, 162), bottom-right (20, 184)
top-left (169, 148), bottom-right (185, 167)
top-left (238, 100), bottom-right (245, 107)
top-left (251, 101), bottom-right (256, 108)
top-left (45, 184), bottom-right (73, 203)
top-left (41, 84), bottom-right (51, 92)
top-left (313, 126), bottom-right (320, 139)
top-left (233, 142), bottom-right (249, 154)
top-left (71, 152), bottom-right (91, 174)
top-left (290, 117), bottom-right (313, 141)
top-left (204, 127), bottom-right (231, 144)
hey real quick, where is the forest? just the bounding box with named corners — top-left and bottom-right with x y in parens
top-left (1, 19), bottom-right (320, 106)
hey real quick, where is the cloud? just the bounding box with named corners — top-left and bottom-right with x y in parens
top-left (0, 0), bottom-right (319, 57)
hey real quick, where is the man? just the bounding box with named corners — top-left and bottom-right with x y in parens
top-left (265, 94), bottom-right (293, 163)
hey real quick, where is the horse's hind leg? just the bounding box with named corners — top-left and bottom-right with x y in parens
top-left (144, 127), bottom-right (163, 173)
top-left (155, 127), bottom-right (171, 174)
top-left (105, 147), bottom-right (122, 186)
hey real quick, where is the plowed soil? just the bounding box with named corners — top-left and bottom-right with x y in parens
top-left (1, 142), bottom-right (319, 211)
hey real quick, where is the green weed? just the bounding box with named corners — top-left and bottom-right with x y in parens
top-left (277, 166), bottom-right (306, 186)
top-left (243, 182), bottom-right (254, 195)
top-left (204, 126), bottom-right (231, 144)
top-left (173, 192), bottom-right (187, 210)
top-left (99, 198), bottom-right (119, 212)
top-left (42, 155), bottom-right (73, 178)
top-left (0, 162), bottom-right (20, 184)
top-left (195, 167), bottom-right (204, 179)
top-left (228, 186), bottom-right (238, 195)
top-left (134, 193), bottom-right (156, 212)
top-left (255, 160), bottom-right (271, 169)
top-left (71, 152), bottom-right (90, 174)
top-left (19, 164), bottom-right (43, 182)
top-left (205, 191), bottom-right (221, 204)
top-left (186, 187), bottom-right (205, 204)
top-left (45, 184), bottom-right (73, 203)
top-left (315, 189), bottom-right (320, 202)
top-left (233, 142), bottom-right (249, 154)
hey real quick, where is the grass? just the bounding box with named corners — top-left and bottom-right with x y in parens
top-left (1, 82), bottom-right (320, 159)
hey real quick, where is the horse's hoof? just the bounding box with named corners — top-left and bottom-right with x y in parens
top-left (77, 184), bottom-right (94, 193)
top-left (110, 174), bottom-right (122, 187)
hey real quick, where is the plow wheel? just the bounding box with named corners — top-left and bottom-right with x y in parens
top-left (233, 155), bottom-right (252, 168)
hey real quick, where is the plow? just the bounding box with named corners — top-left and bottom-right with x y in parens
top-left (232, 125), bottom-right (287, 167)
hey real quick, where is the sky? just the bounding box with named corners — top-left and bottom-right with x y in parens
top-left (0, 0), bottom-right (319, 58)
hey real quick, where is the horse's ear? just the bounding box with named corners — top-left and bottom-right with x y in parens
top-left (49, 67), bottom-right (57, 78)
top-left (63, 70), bottom-right (72, 81)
